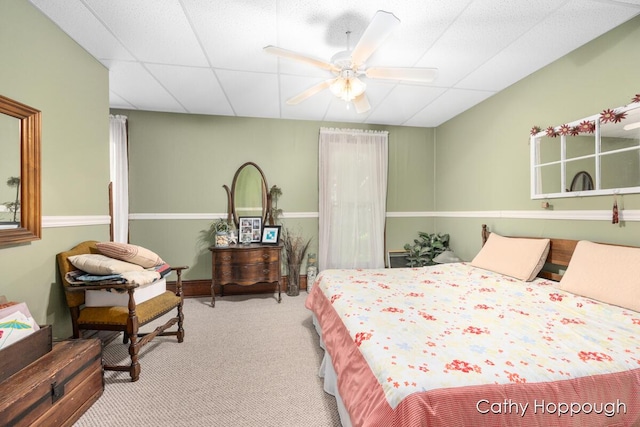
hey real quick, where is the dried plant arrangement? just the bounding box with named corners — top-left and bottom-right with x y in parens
top-left (282, 228), bottom-right (311, 296)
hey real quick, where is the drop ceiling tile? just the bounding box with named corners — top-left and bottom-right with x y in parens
top-left (216, 70), bottom-right (280, 119)
top-left (369, 0), bottom-right (473, 67)
top-left (146, 64), bottom-right (234, 116)
top-left (182, 0), bottom-right (278, 73)
top-left (106, 61), bottom-right (186, 112)
top-left (457, 1), bottom-right (640, 91)
top-left (109, 91), bottom-right (135, 110)
top-left (546, 0), bottom-right (640, 45)
top-left (405, 88), bottom-right (495, 127)
top-left (364, 83), bottom-right (446, 125)
top-left (275, 0), bottom-right (375, 58)
top-left (83, 0), bottom-right (208, 66)
top-left (414, 0), bottom-right (565, 86)
top-left (29, 0), bottom-right (135, 61)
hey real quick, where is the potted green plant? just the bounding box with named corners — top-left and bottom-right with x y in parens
top-left (403, 232), bottom-right (450, 267)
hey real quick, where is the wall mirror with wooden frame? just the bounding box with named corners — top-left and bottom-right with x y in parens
top-left (530, 102), bottom-right (640, 199)
top-left (223, 162), bottom-right (272, 228)
top-left (0, 95), bottom-right (41, 247)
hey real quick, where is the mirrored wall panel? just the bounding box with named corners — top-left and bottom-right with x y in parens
top-left (530, 101), bottom-right (640, 199)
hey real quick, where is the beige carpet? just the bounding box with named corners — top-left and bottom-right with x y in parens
top-left (74, 294), bottom-right (341, 427)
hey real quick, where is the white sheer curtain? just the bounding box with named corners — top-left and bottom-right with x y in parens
top-left (109, 114), bottom-right (129, 243)
top-left (318, 127), bottom-right (388, 270)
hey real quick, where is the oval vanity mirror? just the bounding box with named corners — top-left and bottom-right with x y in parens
top-left (569, 171), bottom-right (594, 192)
top-left (225, 162), bottom-right (269, 227)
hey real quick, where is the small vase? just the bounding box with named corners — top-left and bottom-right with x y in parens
top-left (306, 266), bottom-right (317, 292)
top-left (287, 263), bottom-right (301, 296)
top-left (306, 252), bottom-right (318, 292)
top-left (215, 231), bottom-right (230, 247)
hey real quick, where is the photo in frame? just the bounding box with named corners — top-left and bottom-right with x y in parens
top-left (261, 225), bottom-right (281, 245)
top-left (239, 216), bottom-right (262, 243)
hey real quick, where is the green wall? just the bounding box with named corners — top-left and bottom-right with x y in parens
top-left (0, 0), bottom-right (110, 339)
top-left (112, 110), bottom-right (435, 279)
top-left (435, 16), bottom-right (640, 260)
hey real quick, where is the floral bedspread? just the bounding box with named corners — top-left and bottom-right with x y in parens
top-left (309, 263), bottom-right (640, 411)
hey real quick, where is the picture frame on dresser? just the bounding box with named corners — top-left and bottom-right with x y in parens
top-left (261, 225), bottom-right (281, 245)
top-left (239, 216), bottom-right (262, 243)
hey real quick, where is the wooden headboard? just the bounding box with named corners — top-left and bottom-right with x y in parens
top-left (481, 224), bottom-right (578, 282)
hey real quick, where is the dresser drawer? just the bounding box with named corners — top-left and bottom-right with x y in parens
top-left (214, 261), bottom-right (280, 285)
top-left (213, 248), bottom-right (279, 265)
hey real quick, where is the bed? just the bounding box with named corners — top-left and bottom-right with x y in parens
top-left (305, 225), bottom-right (640, 426)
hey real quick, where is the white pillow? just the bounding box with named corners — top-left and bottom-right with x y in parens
top-left (68, 254), bottom-right (144, 275)
top-left (471, 233), bottom-right (550, 281)
top-left (560, 240), bottom-right (640, 312)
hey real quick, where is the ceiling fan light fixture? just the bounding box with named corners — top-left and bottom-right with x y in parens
top-left (330, 76), bottom-right (366, 102)
top-left (265, 11), bottom-right (436, 109)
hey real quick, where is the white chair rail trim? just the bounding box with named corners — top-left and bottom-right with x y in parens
top-left (129, 212), bottom-right (319, 220)
top-left (40, 210), bottom-right (640, 229)
top-left (130, 210), bottom-right (640, 222)
top-left (389, 210), bottom-right (640, 221)
top-left (43, 215), bottom-right (111, 228)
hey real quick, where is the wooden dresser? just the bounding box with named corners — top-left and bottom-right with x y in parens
top-left (209, 244), bottom-right (282, 307)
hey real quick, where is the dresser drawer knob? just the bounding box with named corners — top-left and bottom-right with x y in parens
top-left (262, 254), bottom-right (269, 259)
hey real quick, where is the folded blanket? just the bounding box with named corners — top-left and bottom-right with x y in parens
top-left (120, 270), bottom-right (161, 286)
top-left (66, 262), bottom-right (172, 286)
top-left (66, 270), bottom-right (125, 285)
top-left (155, 263), bottom-right (172, 278)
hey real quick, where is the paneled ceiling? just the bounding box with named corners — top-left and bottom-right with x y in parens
top-left (29, 0), bottom-right (640, 127)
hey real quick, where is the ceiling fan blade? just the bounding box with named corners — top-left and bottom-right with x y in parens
top-left (264, 45), bottom-right (338, 72)
top-left (353, 93), bottom-right (371, 114)
top-left (351, 11), bottom-right (400, 68)
top-left (365, 67), bottom-right (438, 83)
top-left (287, 79), bottom-right (334, 105)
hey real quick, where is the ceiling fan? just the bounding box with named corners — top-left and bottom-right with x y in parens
top-left (264, 10), bottom-right (438, 114)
